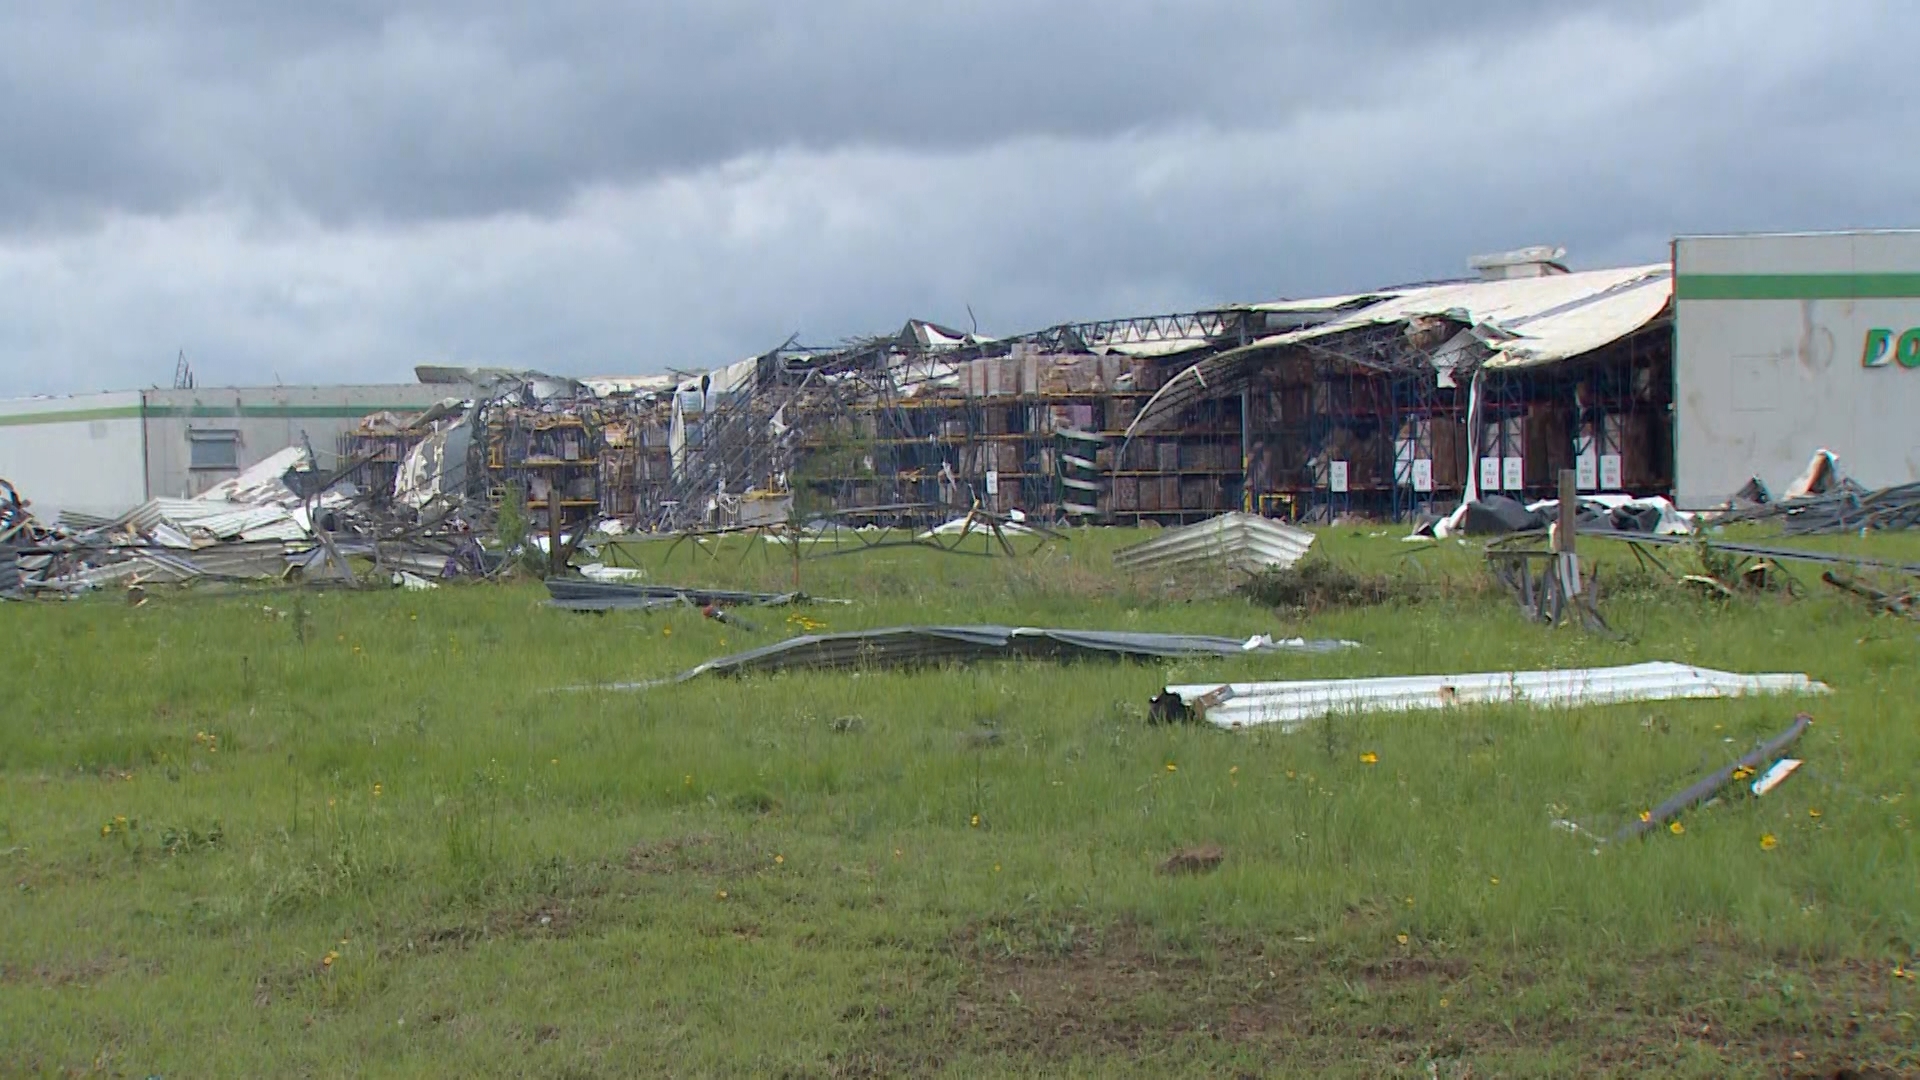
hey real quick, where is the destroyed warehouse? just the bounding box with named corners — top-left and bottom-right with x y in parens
top-left (4, 230), bottom-right (1918, 541)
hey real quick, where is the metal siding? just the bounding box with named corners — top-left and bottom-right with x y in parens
top-left (1674, 232), bottom-right (1920, 508)
top-left (0, 392), bottom-right (149, 517)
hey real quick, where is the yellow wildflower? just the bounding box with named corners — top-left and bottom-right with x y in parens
top-left (1669, 821), bottom-right (1685, 836)
top-left (1286, 770), bottom-right (1296, 780)
top-left (322, 950), bottom-right (338, 969)
top-left (773, 854), bottom-right (785, 866)
top-left (1360, 752), bottom-right (1379, 765)
top-left (1808, 808), bottom-right (1822, 820)
top-left (1639, 810), bottom-right (1652, 823)
top-left (372, 783), bottom-right (383, 797)
top-left (101, 823), bottom-right (112, 837)
top-left (1165, 762), bottom-right (1177, 773)
top-left (1489, 876), bottom-right (1500, 886)
top-left (1396, 933), bottom-right (1410, 946)
top-left (969, 814), bottom-right (980, 828)
top-left (1229, 765), bottom-right (1239, 776)
top-left (715, 889), bottom-right (728, 900)
top-left (892, 849), bottom-right (902, 859)
top-left (992, 863), bottom-right (1001, 873)
top-left (1760, 833), bottom-right (1778, 851)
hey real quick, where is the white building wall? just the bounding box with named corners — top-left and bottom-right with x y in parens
top-left (1673, 230), bottom-right (1920, 508)
top-left (142, 385), bottom-right (450, 499)
top-left (0, 392), bottom-right (149, 519)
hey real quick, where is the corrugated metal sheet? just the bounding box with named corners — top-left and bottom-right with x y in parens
top-left (1112, 513), bottom-right (1314, 575)
top-left (108, 498), bottom-right (305, 541)
top-left (1163, 661), bottom-right (1828, 731)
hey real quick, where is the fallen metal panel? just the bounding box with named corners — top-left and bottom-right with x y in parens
top-left (1161, 661), bottom-right (1829, 731)
top-left (668, 625), bottom-right (1359, 682)
top-left (545, 577), bottom-right (816, 610)
top-left (1112, 513), bottom-right (1315, 575)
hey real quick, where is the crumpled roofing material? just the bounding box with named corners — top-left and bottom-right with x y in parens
top-left (1159, 660), bottom-right (1828, 732)
top-left (669, 625), bottom-right (1359, 682)
top-left (1127, 264), bottom-right (1672, 438)
top-left (1112, 512), bottom-right (1315, 575)
top-left (1255, 263), bottom-right (1673, 371)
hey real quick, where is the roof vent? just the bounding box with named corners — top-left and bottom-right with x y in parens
top-left (1469, 245), bottom-right (1569, 281)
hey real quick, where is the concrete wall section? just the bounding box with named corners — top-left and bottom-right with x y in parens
top-left (1674, 231), bottom-right (1920, 508)
top-left (0, 392), bottom-right (149, 519)
top-left (142, 385), bottom-right (448, 499)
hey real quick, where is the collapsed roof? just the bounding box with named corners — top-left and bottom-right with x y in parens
top-left (1127, 263), bottom-right (1674, 437)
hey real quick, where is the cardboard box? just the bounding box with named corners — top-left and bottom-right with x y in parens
top-left (1180, 477), bottom-right (1216, 510)
top-left (1138, 477), bottom-right (1161, 511)
top-left (1432, 417), bottom-right (1468, 488)
top-left (1523, 404), bottom-right (1572, 489)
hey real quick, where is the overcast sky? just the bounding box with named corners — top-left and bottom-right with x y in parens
top-left (2, 1), bottom-right (1916, 395)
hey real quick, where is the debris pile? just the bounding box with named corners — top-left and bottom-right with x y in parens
top-left (0, 444), bottom-right (501, 597)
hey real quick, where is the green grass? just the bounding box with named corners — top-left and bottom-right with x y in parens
top-left (2, 527), bottom-right (1916, 1077)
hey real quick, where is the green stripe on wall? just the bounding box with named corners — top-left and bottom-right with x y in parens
top-left (0, 406), bottom-right (144, 427)
top-left (0, 403), bottom-right (429, 427)
top-left (144, 405), bottom-right (429, 420)
top-left (1677, 273), bottom-right (1920, 301)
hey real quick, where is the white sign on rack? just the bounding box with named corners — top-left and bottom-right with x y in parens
top-left (1599, 454), bottom-right (1623, 491)
top-left (1501, 457), bottom-right (1524, 492)
top-left (1576, 451), bottom-right (1599, 491)
top-left (1412, 458), bottom-right (1433, 493)
top-left (1479, 457), bottom-right (1501, 493)
top-left (1329, 460), bottom-right (1349, 493)
top-left (985, 470), bottom-right (999, 496)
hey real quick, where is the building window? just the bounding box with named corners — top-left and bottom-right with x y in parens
top-left (188, 429), bottom-right (240, 471)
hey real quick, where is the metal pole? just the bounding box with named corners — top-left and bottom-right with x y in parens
top-left (1556, 467), bottom-right (1581, 611)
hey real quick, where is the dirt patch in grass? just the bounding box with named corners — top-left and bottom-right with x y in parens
top-left (948, 919), bottom-right (1311, 1058)
top-left (936, 922), bottom-right (1917, 1075)
top-left (625, 833), bottom-right (763, 878)
top-left (0, 953), bottom-right (151, 988)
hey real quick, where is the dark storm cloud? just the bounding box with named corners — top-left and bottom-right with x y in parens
top-left (1, 0), bottom-right (1918, 395)
top-left (0, 0), bottom-right (1695, 227)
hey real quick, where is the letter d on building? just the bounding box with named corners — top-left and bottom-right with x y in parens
top-left (1862, 328), bottom-right (1893, 368)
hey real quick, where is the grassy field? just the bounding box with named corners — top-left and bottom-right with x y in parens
top-left (1, 526), bottom-right (1916, 1077)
